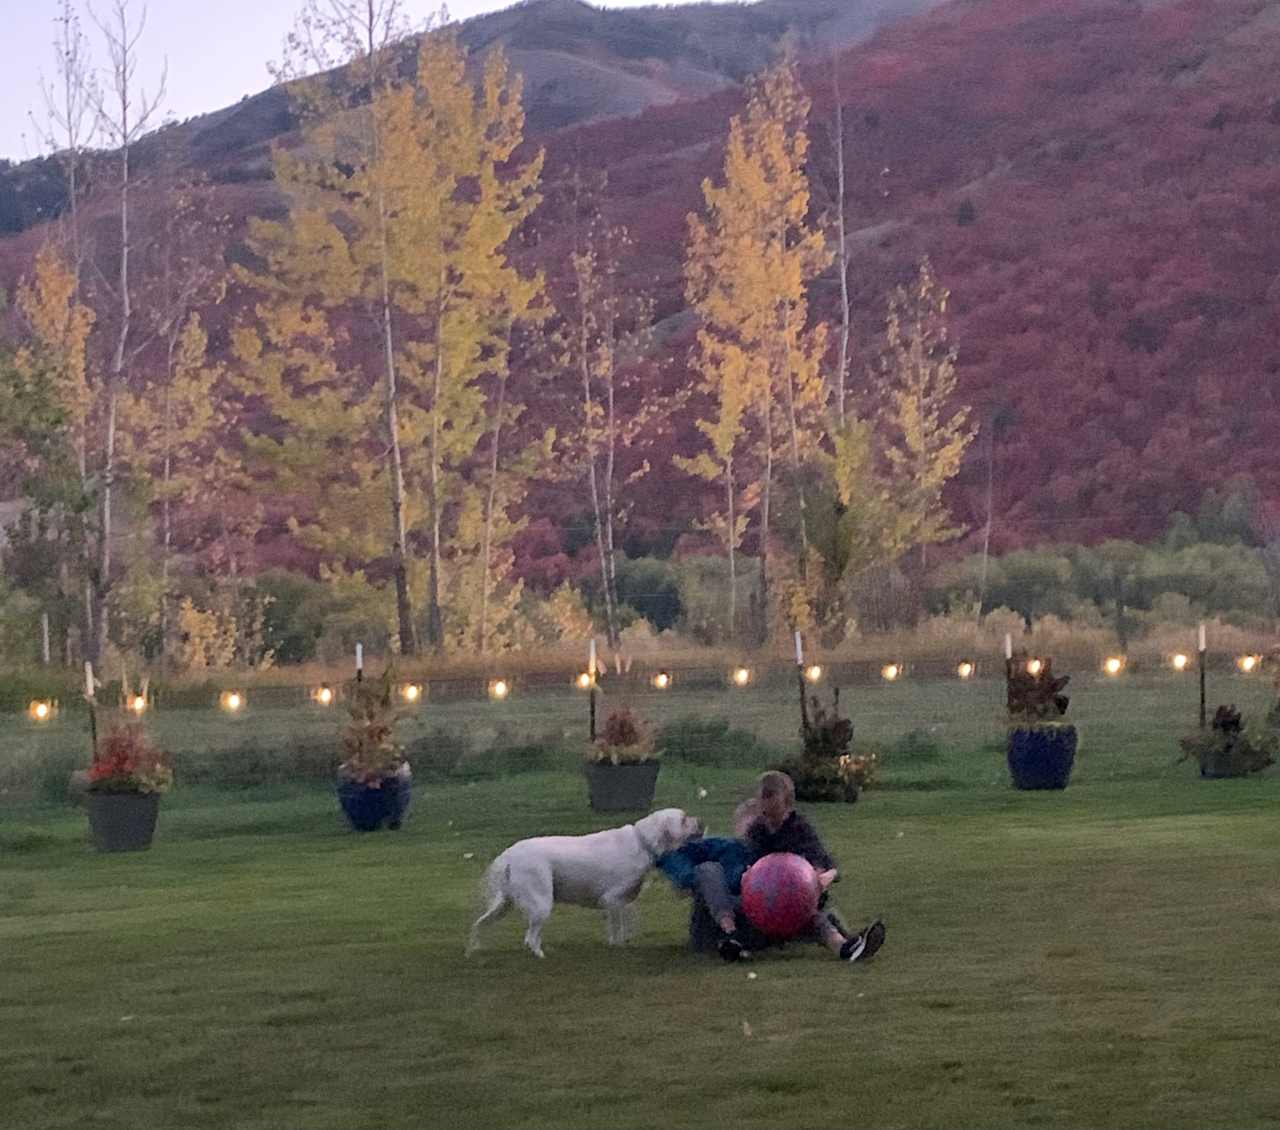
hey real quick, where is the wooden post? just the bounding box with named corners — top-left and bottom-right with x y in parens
top-left (795, 631), bottom-right (810, 736)
top-left (586, 639), bottom-right (596, 747)
top-left (84, 660), bottom-right (98, 758)
top-left (1198, 623), bottom-right (1206, 729)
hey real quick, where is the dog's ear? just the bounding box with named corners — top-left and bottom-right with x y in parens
top-left (663, 809), bottom-right (691, 853)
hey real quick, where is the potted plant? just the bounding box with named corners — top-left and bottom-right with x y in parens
top-left (775, 693), bottom-right (870, 803)
top-left (1006, 652), bottom-right (1077, 790)
top-left (584, 707), bottom-right (661, 812)
top-left (336, 668), bottom-right (413, 831)
top-left (1180, 705), bottom-right (1277, 779)
top-left (86, 723), bottom-right (174, 852)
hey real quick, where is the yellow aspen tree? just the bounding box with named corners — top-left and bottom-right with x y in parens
top-left (85, 0), bottom-right (168, 666)
top-left (561, 198), bottom-right (664, 651)
top-left (683, 58), bottom-right (830, 643)
top-left (396, 31), bottom-right (543, 653)
top-left (13, 247), bottom-right (96, 657)
top-left (246, 0), bottom-right (427, 655)
top-left (231, 313), bottom-right (387, 579)
top-left (878, 258), bottom-right (976, 564)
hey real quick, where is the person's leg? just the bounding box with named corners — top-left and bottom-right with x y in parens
top-left (802, 909), bottom-right (887, 962)
top-left (693, 862), bottom-right (738, 936)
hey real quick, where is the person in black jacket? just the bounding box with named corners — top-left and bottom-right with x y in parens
top-left (718, 770), bottom-right (886, 964)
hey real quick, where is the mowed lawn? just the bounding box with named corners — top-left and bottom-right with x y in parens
top-left (3, 677), bottom-right (1280, 1129)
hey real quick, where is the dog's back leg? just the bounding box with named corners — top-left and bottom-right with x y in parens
top-left (467, 862), bottom-right (512, 956)
top-left (506, 862), bottom-right (553, 958)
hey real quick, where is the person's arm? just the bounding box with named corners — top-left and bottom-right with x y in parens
top-left (742, 818), bottom-right (769, 861)
top-left (656, 842), bottom-right (707, 891)
top-left (791, 814), bottom-right (837, 873)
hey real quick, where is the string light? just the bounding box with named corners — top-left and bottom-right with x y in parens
top-left (881, 663), bottom-right (900, 682)
top-left (1103, 657), bottom-right (1125, 676)
top-left (128, 694), bottom-right (147, 714)
top-left (400, 683), bottom-right (422, 703)
top-left (28, 700), bottom-right (52, 722)
top-left (1171, 653), bottom-right (1189, 672)
top-left (732, 667), bottom-right (751, 687)
top-left (313, 686), bottom-right (334, 706)
top-left (804, 664), bottom-right (823, 683)
top-left (220, 691), bottom-right (244, 712)
top-left (575, 672), bottom-right (593, 690)
top-left (956, 660), bottom-right (974, 680)
top-left (1026, 658), bottom-right (1044, 676)
top-left (1237, 654), bottom-right (1259, 673)
top-left (652, 671), bottom-right (671, 690)
top-left (489, 679), bottom-right (510, 700)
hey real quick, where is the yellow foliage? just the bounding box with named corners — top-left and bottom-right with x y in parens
top-left (878, 258), bottom-right (976, 550)
top-left (176, 597), bottom-right (237, 671)
top-left (15, 246), bottom-right (94, 463)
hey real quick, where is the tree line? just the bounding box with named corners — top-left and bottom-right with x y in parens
top-left (0, 1), bottom-right (975, 672)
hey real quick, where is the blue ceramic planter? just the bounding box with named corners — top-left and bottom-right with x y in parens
top-left (337, 774), bottom-right (412, 831)
top-left (1007, 725), bottom-right (1077, 790)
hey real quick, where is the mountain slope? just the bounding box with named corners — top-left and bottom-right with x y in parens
top-left (2, 0), bottom-right (1279, 571)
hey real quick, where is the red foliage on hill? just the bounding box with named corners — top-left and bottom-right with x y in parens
top-left (4, 0), bottom-right (1280, 576)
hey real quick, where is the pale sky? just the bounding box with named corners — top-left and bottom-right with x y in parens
top-left (2, 0), bottom-right (701, 161)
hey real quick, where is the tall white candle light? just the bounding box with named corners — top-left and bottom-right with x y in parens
top-left (356, 642), bottom-right (363, 671)
top-left (588, 637), bottom-right (597, 676)
top-left (1198, 623), bottom-right (1206, 653)
top-left (1004, 634), bottom-right (1013, 660)
top-left (84, 660), bottom-right (94, 699)
top-left (794, 630), bottom-right (803, 666)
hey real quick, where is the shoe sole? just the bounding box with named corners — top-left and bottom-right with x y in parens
top-left (856, 920), bottom-right (886, 962)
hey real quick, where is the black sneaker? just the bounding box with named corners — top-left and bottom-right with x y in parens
top-left (719, 935), bottom-right (751, 963)
top-left (841, 920), bottom-right (886, 963)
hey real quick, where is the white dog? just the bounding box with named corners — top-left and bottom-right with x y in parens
top-left (467, 807), bottom-right (703, 958)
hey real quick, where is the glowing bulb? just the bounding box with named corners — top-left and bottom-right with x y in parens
top-left (1104, 657), bottom-right (1124, 676)
top-left (732, 667), bottom-right (751, 687)
top-left (30, 701), bottom-right (51, 721)
top-left (957, 661), bottom-right (974, 680)
top-left (1172, 653), bottom-right (1189, 671)
top-left (1237, 655), bottom-right (1258, 673)
top-left (804, 664), bottom-right (823, 683)
top-left (576, 672), bottom-right (593, 690)
top-left (882, 663), bottom-right (900, 682)
top-left (221, 691), bottom-right (244, 712)
top-left (1026, 658), bottom-right (1043, 676)
top-left (489, 679), bottom-right (510, 700)
top-left (653, 672), bottom-right (671, 689)
top-left (315, 686), bottom-right (334, 706)
top-left (129, 694), bottom-right (147, 714)
top-left (401, 683), bottom-right (421, 703)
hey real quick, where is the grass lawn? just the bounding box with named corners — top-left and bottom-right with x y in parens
top-left (3, 676), bottom-right (1279, 1128)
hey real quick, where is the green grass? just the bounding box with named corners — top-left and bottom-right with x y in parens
top-left (3, 677), bottom-right (1280, 1128)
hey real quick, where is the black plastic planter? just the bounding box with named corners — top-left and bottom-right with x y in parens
top-left (87, 792), bottom-right (161, 852)
top-left (584, 761), bottom-right (661, 812)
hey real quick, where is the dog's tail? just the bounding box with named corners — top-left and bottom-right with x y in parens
top-left (466, 853), bottom-right (511, 956)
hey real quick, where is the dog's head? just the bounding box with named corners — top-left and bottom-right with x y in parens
top-left (637, 807), bottom-right (703, 856)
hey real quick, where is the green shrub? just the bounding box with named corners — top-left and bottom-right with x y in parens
top-left (0, 672), bottom-right (80, 715)
top-left (173, 738), bottom-right (336, 789)
top-left (1180, 705), bottom-right (1277, 778)
top-left (453, 729), bottom-right (571, 780)
top-left (408, 726), bottom-right (472, 779)
top-left (892, 729), bottom-right (943, 765)
top-left (657, 716), bottom-right (780, 768)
